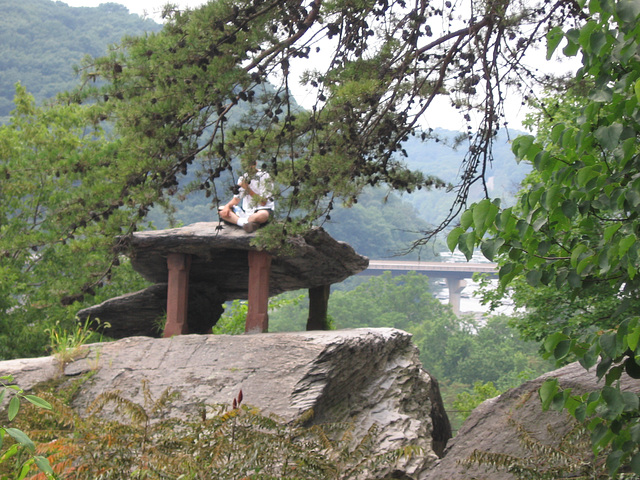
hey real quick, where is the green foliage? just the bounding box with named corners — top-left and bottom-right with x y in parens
top-left (12, 381), bottom-right (417, 479)
top-left (0, 375), bottom-right (54, 479)
top-left (46, 317), bottom-right (109, 368)
top-left (0, 86), bottom-right (151, 360)
top-left (452, 381), bottom-right (501, 421)
top-left (449, 0), bottom-right (640, 474)
top-left (214, 294), bottom-right (307, 334)
top-left (212, 299), bottom-right (249, 335)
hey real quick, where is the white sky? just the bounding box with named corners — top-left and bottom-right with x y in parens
top-left (62, 0), bottom-right (200, 22)
top-left (60, 0), bottom-right (577, 132)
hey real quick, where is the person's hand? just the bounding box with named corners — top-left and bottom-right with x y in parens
top-left (219, 204), bottom-right (231, 218)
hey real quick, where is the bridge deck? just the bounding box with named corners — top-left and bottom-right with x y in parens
top-left (363, 260), bottom-right (498, 277)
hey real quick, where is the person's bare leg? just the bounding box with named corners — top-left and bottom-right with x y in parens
top-left (248, 210), bottom-right (270, 225)
top-left (219, 208), bottom-right (240, 225)
top-left (243, 210), bottom-right (271, 233)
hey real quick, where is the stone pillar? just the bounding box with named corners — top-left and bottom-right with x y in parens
top-left (245, 250), bottom-right (272, 334)
top-left (446, 277), bottom-right (466, 316)
top-left (164, 253), bottom-right (192, 337)
top-left (306, 284), bottom-right (331, 330)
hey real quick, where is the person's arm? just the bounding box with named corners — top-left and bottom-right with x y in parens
top-left (219, 195), bottom-right (240, 217)
top-left (239, 177), bottom-right (268, 206)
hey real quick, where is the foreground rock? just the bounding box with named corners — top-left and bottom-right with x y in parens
top-left (424, 362), bottom-right (640, 480)
top-left (77, 223), bottom-right (369, 338)
top-left (3, 328), bottom-right (450, 480)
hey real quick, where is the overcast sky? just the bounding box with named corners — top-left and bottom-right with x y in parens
top-left (62, 0), bottom-right (203, 22)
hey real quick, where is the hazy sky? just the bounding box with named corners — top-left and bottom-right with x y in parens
top-left (62, 0), bottom-right (204, 22)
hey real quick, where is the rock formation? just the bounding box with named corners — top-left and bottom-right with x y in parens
top-left (2, 328), bottom-right (450, 480)
top-left (77, 223), bottom-right (369, 338)
top-left (423, 362), bottom-right (640, 480)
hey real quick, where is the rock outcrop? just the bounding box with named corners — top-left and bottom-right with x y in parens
top-left (2, 328), bottom-right (449, 480)
top-left (423, 362), bottom-right (640, 480)
top-left (77, 223), bottom-right (369, 338)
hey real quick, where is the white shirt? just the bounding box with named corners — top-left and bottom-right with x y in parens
top-left (235, 170), bottom-right (275, 214)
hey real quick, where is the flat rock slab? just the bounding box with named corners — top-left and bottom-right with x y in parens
top-left (78, 223), bottom-right (368, 338)
top-left (125, 222), bottom-right (369, 299)
top-left (3, 328), bottom-right (449, 480)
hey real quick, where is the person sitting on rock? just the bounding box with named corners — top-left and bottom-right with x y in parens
top-left (218, 161), bottom-right (275, 233)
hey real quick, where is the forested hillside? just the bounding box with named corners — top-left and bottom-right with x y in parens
top-left (0, 0), bottom-right (161, 120)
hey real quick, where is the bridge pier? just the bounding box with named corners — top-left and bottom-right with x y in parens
top-left (446, 278), bottom-right (466, 316)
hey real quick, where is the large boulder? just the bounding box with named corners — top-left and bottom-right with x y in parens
top-left (423, 362), bottom-right (640, 479)
top-left (2, 328), bottom-right (450, 480)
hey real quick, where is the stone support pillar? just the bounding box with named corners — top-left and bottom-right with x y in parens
top-left (245, 250), bottom-right (272, 333)
top-left (446, 277), bottom-right (466, 316)
top-left (164, 253), bottom-right (192, 337)
top-left (306, 284), bottom-right (331, 330)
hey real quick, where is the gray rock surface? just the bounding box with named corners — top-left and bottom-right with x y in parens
top-left (77, 223), bottom-right (368, 338)
top-left (3, 328), bottom-right (448, 480)
top-left (423, 362), bottom-right (640, 480)
top-left (125, 222), bottom-right (368, 297)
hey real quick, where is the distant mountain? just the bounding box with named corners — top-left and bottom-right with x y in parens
top-left (0, 0), bottom-right (161, 120)
top-left (396, 128), bottom-right (531, 227)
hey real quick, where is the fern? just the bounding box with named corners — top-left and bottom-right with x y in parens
top-left (13, 381), bottom-right (418, 480)
top-left (461, 417), bottom-right (617, 479)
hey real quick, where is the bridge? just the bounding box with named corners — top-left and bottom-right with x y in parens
top-left (359, 260), bottom-right (498, 315)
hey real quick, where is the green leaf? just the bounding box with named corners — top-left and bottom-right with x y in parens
top-left (561, 199), bottom-right (577, 219)
top-left (603, 223), bottom-right (622, 243)
top-left (616, 0), bottom-right (640, 22)
top-left (34, 455), bottom-right (54, 475)
top-left (607, 449), bottom-right (624, 477)
top-left (546, 27), bottom-right (565, 59)
top-left (23, 395), bottom-right (52, 410)
top-left (577, 166), bottom-right (598, 187)
top-left (458, 232), bottom-right (476, 261)
top-left (545, 332), bottom-right (570, 355)
top-left (619, 234), bottom-right (636, 256)
top-left (635, 78), bottom-right (640, 102)
top-left (594, 123), bottom-right (623, 150)
top-left (591, 421), bottom-right (611, 449)
top-left (472, 199), bottom-right (493, 235)
top-left (460, 209), bottom-right (474, 230)
top-left (447, 227), bottom-right (465, 253)
top-left (554, 339), bottom-right (572, 359)
top-left (571, 244), bottom-right (588, 268)
top-left (526, 269), bottom-right (542, 287)
top-left (628, 324), bottom-right (640, 352)
top-left (539, 378), bottom-right (559, 411)
top-left (631, 451), bottom-right (640, 475)
top-left (621, 391), bottom-right (639, 411)
top-left (5, 428), bottom-right (35, 452)
top-left (8, 396), bottom-right (19, 421)
top-left (589, 30), bottom-right (607, 55)
top-left (602, 385), bottom-right (624, 416)
top-left (600, 332), bottom-right (618, 358)
top-left (480, 237), bottom-right (504, 261)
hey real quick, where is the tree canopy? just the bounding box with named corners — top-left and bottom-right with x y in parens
top-left (449, 0), bottom-right (640, 475)
top-left (69, 0), bottom-right (582, 247)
